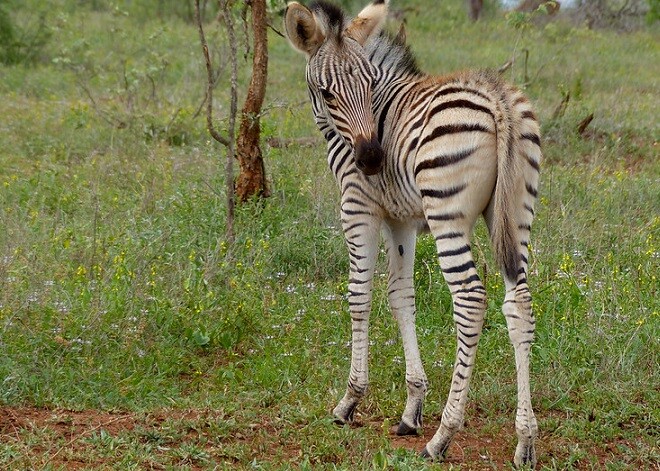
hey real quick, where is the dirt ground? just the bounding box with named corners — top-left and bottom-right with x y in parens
top-left (0, 406), bottom-right (645, 470)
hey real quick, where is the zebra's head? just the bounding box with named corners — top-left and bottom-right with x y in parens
top-left (285, 0), bottom-right (388, 175)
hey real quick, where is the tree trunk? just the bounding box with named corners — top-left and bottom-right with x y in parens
top-left (235, 0), bottom-right (269, 202)
top-left (468, 0), bottom-right (483, 21)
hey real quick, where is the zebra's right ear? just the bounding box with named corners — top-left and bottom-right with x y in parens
top-left (345, 0), bottom-right (389, 46)
top-left (285, 2), bottom-right (325, 57)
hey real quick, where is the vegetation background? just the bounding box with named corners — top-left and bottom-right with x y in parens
top-left (0, 0), bottom-right (658, 469)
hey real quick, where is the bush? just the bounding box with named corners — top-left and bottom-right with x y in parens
top-left (0, 3), bottom-right (50, 65)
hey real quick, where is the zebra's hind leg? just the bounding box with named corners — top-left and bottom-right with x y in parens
top-left (383, 221), bottom-right (428, 436)
top-left (503, 277), bottom-right (538, 468)
top-left (422, 232), bottom-right (486, 460)
top-left (332, 213), bottom-right (381, 425)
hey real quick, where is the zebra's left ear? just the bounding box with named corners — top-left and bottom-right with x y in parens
top-left (284, 2), bottom-right (325, 57)
top-left (345, 0), bottom-right (389, 46)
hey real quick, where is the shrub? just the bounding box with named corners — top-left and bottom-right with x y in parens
top-left (0, 3), bottom-right (50, 65)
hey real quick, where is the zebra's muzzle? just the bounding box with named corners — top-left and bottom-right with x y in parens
top-left (354, 135), bottom-right (384, 176)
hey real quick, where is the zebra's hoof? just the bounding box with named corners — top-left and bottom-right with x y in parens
top-left (332, 401), bottom-right (357, 425)
top-left (421, 439), bottom-right (450, 461)
top-left (395, 421), bottom-right (419, 436)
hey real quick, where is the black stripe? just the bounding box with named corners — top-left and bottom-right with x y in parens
top-left (420, 184), bottom-right (467, 199)
top-left (410, 87), bottom-right (440, 112)
top-left (414, 147), bottom-right (477, 176)
top-left (521, 133), bottom-right (541, 147)
top-left (447, 273), bottom-right (481, 286)
top-left (343, 222), bottom-right (368, 233)
top-left (429, 99), bottom-right (493, 118)
top-left (525, 154), bottom-right (541, 172)
top-left (331, 148), bottom-right (352, 174)
top-left (458, 331), bottom-right (479, 339)
top-left (349, 277), bottom-right (368, 284)
top-left (419, 123), bottom-right (490, 148)
top-left (453, 286), bottom-right (486, 294)
top-left (442, 260), bottom-right (476, 274)
top-left (342, 196), bottom-right (366, 206)
top-left (438, 244), bottom-right (471, 258)
top-left (457, 295), bottom-right (485, 303)
top-left (525, 183), bottom-right (538, 198)
top-left (458, 336), bottom-right (478, 349)
top-left (377, 85), bottom-right (406, 141)
top-left (521, 110), bottom-right (536, 120)
top-left (458, 358), bottom-right (474, 367)
top-left (436, 86), bottom-right (491, 101)
top-left (427, 211), bottom-right (465, 221)
top-left (342, 208), bottom-right (372, 216)
top-left (436, 231), bottom-right (464, 241)
top-left (407, 137), bottom-right (419, 155)
top-left (453, 310), bottom-right (474, 323)
top-left (454, 301), bottom-right (478, 310)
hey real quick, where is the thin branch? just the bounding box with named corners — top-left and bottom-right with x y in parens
top-left (192, 58), bottom-right (225, 119)
top-left (194, 0), bottom-right (230, 147)
top-left (218, 0), bottom-right (239, 244)
top-left (75, 75), bottom-right (125, 128)
top-left (268, 21), bottom-right (285, 38)
top-left (497, 58), bottom-right (513, 74)
top-left (577, 113), bottom-right (594, 136)
top-left (241, 0), bottom-right (250, 59)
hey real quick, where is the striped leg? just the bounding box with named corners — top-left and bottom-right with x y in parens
top-left (333, 213), bottom-right (381, 424)
top-left (383, 221), bottom-right (428, 435)
top-left (503, 275), bottom-right (538, 468)
top-left (422, 227), bottom-right (486, 459)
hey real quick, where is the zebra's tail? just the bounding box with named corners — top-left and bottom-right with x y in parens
top-left (490, 83), bottom-right (542, 282)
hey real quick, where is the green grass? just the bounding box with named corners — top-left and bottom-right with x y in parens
top-left (0, 1), bottom-right (658, 469)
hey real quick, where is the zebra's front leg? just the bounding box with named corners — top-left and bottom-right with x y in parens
top-left (383, 221), bottom-right (428, 435)
top-left (422, 233), bottom-right (486, 460)
top-left (332, 213), bottom-right (381, 425)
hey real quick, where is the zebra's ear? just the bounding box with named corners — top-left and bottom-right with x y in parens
top-left (284, 2), bottom-right (325, 57)
top-left (345, 0), bottom-right (389, 46)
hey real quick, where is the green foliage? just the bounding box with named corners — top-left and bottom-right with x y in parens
top-left (647, 0), bottom-right (660, 23)
top-left (0, 2), bottom-right (51, 65)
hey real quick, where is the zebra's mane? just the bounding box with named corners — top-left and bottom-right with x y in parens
top-left (366, 30), bottom-right (423, 79)
top-left (309, 0), bottom-right (346, 41)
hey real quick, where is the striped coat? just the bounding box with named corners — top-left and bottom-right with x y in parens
top-left (285, 1), bottom-right (541, 468)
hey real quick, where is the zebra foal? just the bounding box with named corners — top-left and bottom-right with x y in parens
top-left (284, 0), bottom-right (542, 467)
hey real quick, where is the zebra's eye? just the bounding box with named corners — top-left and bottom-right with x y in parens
top-left (319, 88), bottom-right (334, 102)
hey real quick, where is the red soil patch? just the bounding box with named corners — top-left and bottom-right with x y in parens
top-left (386, 418), bottom-right (516, 469)
top-left (0, 406), bottom-right (652, 469)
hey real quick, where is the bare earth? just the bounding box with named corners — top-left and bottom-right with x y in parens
top-left (0, 406), bottom-right (646, 470)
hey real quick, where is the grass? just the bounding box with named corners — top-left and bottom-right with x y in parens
top-left (0, 0), bottom-right (658, 469)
